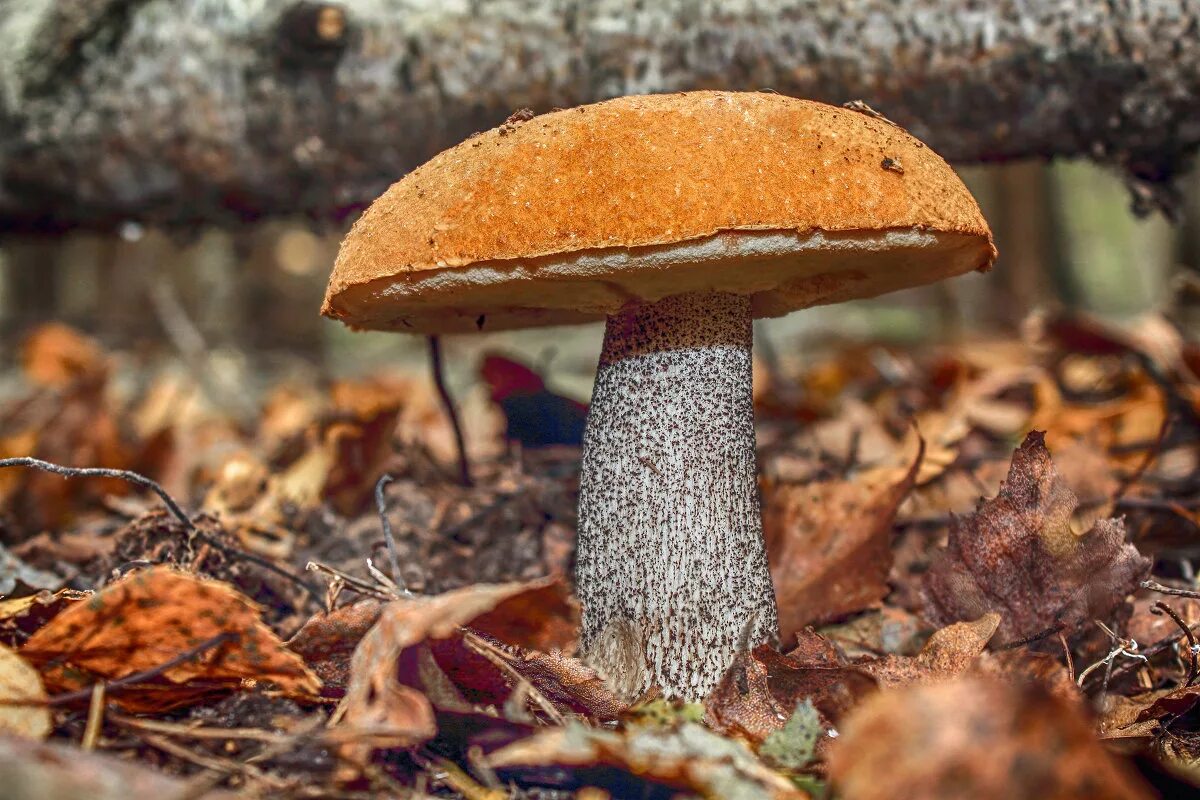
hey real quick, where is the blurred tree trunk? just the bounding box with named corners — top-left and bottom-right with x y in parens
top-left (991, 162), bottom-right (1055, 327)
top-left (1, 0), bottom-right (1198, 231)
top-left (0, 238), bottom-right (59, 337)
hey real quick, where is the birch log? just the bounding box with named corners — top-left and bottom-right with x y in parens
top-left (1, 0), bottom-right (1198, 230)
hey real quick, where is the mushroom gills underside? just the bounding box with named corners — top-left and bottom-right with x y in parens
top-left (333, 227), bottom-right (989, 333)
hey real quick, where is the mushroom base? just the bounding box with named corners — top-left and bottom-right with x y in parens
top-left (576, 290), bottom-right (779, 701)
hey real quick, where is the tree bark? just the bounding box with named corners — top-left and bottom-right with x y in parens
top-left (1, 0), bottom-right (1198, 231)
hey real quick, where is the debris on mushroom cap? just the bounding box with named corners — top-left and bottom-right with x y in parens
top-left (323, 91), bottom-right (995, 334)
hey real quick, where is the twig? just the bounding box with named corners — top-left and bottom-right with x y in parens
top-left (1143, 579), bottom-right (1200, 600)
top-left (998, 622), bottom-right (1065, 650)
top-left (1076, 622), bottom-right (1147, 690)
top-left (428, 336), bottom-right (472, 487)
top-left (139, 730), bottom-right (290, 790)
top-left (1152, 601), bottom-right (1199, 687)
top-left (462, 631), bottom-right (563, 724)
top-left (373, 474), bottom-right (406, 594)
top-left (0, 457), bottom-right (323, 605)
top-left (82, 682), bottom-right (105, 750)
top-left (1058, 631), bottom-right (1075, 684)
top-left (1104, 619), bottom-right (1200, 686)
top-left (305, 561), bottom-right (393, 601)
top-left (45, 632), bottom-right (235, 706)
top-left (0, 457), bottom-right (192, 527)
top-left (111, 713), bottom-right (296, 744)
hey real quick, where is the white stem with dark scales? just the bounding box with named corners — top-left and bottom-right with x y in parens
top-left (576, 290), bottom-right (779, 701)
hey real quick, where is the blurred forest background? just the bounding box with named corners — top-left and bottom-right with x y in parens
top-left (1, 161), bottom-right (1195, 392)
top-left (2, 0), bottom-right (1199, 419)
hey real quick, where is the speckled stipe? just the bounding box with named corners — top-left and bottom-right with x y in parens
top-left (576, 290), bottom-right (779, 700)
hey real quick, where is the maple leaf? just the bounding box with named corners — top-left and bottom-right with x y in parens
top-left (922, 431), bottom-right (1150, 646)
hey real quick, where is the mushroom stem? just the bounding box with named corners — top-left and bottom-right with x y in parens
top-left (577, 290), bottom-right (779, 700)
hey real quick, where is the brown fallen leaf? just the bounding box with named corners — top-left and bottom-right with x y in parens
top-left (852, 613), bottom-right (1076, 705)
top-left (862, 613), bottom-right (1001, 688)
top-left (486, 720), bottom-right (805, 799)
top-left (287, 598), bottom-right (385, 689)
top-left (20, 567), bottom-right (319, 711)
top-left (0, 589), bottom-right (88, 648)
top-left (20, 322), bottom-right (107, 388)
top-left (509, 649), bottom-right (627, 719)
top-left (0, 736), bottom-right (242, 800)
top-left (335, 578), bottom-right (575, 766)
top-left (705, 644), bottom-right (876, 745)
top-left (828, 675), bottom-right (1153, 800)
top-left (765, 441), bottom-right (922, 641)
top-left (922, 431), bottom-right (1150, 646)
top-left (0, 644), bottom-right (51, 740)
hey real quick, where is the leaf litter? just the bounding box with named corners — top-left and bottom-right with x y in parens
top-left (4, 316), bottom-right (1200, 796)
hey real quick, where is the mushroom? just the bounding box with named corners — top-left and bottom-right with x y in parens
top-left (322, 91), bottom-right (996, 700)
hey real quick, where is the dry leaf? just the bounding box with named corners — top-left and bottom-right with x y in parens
top-left (336, 579), bottom-right (574, 764)
top-left (922, 431), bottom-right (1150, 646)
top-left (0, 644), bottom-right (51, 740)
top-left (487, 721), bottom-right (805, 799)
top-left (829, 675), bottom-right (1153, 800)
top-left (766, 441), bottom-right (921, 640)
top-left (21, 567), bottom-right (319, 711)
top-left (288, 599), bottom-right (385, 689)
top-left (862, 613), bottom-right (1000, 688)
top-left (705, 644), bottom-right (876, 745)
top-left (0, 589), bottom-right (87, 648)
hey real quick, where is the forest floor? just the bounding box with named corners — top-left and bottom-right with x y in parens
top-left (2, 314), bottom-right (1200, 799)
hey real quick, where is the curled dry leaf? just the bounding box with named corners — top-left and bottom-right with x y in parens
top-left (0, 644), bottom-right (51, 740)
top-left (862, 613), bottom-right (1001, 688)
top-left (434, 640), bottom-right (627, 720)
top-left (20, 567), bottom-right (320, 711)
top-left (922, 431), bottom-right (1150, 646)
top-left (287, 598), bottom-right (385, 689)
top-left (829, 675), bottom-right (1153, 800)
top-left (336, 578), bottom-right (575, 764)
top-left (856, 614), bottom-right (1076, 704)
top-left (705, 644), bottom-right (877, 746)
top-left (486, 720), bottom-right (805, 800)
top-left (765, 439), bottom-right (922, 641)
top-left (0, 589), bottom-right (87, 648)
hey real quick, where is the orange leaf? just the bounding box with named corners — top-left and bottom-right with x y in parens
top-left (21, 567), bottom-right (319, 711)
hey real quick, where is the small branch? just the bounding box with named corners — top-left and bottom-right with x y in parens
top-left (1143, 579), bottom-right (1200, 600)
top-left (373, 474), bottom-right (406, 593)
top-left (0, 457), bottom-right (193, 528)
top-left (998, 622), bottom-right (1065, 651)
top-left (0, 456), bottom-right (323, 605)
top-left (428, 336), bottom-right (472, 487)
top-left (1058, 631), bottom-right (1075, 684)
top-left (46, 632), bottom-right (235, 706)
top-left (82, 682), bottom-right (106, 751)
top-left (1153, 600), bottom-right (1199, 687)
